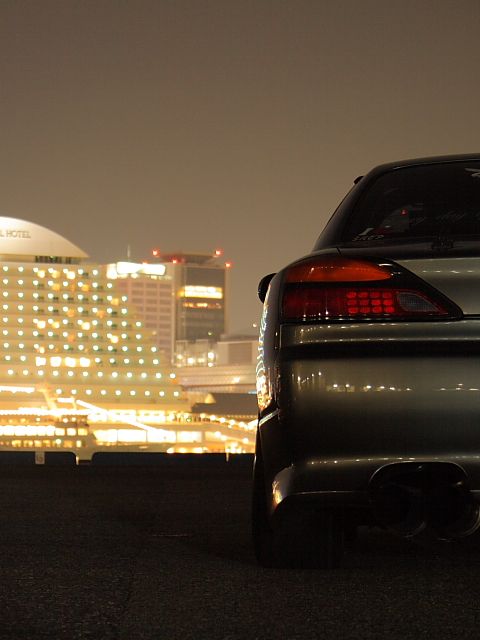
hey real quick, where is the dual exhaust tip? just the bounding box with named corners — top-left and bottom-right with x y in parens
top-left (369, 462), bottom-right (480, 540)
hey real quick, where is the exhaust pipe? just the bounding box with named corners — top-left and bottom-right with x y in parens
top-left (369, 462), bottom-right (480, 540)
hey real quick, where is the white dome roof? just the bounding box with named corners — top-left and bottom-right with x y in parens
top-left (0, 217), bottom-right (88, 259)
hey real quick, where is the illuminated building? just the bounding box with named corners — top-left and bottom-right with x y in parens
top-left (107, 261), bottom-right (173, 360)
top-left (112, 251), bottom-right (230, 364)
top-left (0, 217), bottom-right (255, 454)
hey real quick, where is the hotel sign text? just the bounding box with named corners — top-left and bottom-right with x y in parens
top-left (0, 229), bottom-right (31, 239)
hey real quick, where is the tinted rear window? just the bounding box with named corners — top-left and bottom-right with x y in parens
top-left (341, 162), bottom-right (480, 244)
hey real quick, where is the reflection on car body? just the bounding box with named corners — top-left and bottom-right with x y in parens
top-left (253, 154), bottom-right (480, 568)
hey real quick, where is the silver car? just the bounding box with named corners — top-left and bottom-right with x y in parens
top-left (253, 154), bottom-right (480, 568)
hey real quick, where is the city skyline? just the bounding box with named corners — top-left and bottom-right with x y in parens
top-left (2, 1), bottom-right (480, 330)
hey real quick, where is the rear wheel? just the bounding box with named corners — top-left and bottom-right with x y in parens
top-left (252, 439), bottom-right (276, 567)
top-left (252, 438), bottom-right (344, 569)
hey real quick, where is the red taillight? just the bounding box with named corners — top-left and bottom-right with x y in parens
top-left (285, 257), bottom-right (392, 283)
top-left (281, 257), bottom-right (456, 322)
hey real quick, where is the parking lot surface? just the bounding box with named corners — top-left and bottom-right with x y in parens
top-left (1, 460), bottom-right (480, 639)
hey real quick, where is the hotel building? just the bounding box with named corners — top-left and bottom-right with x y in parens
top-left (0, 217), bottom-right (254, 455)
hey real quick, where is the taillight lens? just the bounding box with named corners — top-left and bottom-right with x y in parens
top-left (281, 256), bottom-right (460, 322)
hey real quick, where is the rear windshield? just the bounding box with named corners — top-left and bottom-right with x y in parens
top-left (341, 162), bottom-right (480, 244)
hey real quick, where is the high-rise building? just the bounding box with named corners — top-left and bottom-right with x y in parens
top-left (0, 218), bottom-right (254, 454)
top-left (112, 251), bottom-right (230, 364)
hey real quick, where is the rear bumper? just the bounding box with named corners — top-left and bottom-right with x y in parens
top-left (258, 320), bottom-right (480, 520)
top-left (271, 457), bottom-right (480, 513)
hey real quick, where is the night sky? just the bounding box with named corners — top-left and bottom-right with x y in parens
top-left (1, 0), bottom-right (480, 332)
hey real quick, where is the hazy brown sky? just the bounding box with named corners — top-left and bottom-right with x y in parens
top-left (1, 0), bottom-right (480, 331)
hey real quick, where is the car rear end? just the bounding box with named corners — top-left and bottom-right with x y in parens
top-left (255, 156), bottom-right (480, 565)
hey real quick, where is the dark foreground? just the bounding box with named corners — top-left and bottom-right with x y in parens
top-left (1, 460), bottom-right (480, 640)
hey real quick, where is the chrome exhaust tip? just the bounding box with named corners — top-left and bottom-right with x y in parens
top-left (369, 462), bottom-right (480, 540)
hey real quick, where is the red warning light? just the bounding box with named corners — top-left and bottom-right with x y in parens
top-left (225, 262), bottom-right (232, 268)
top-left (152, 248), bottom-right (160, 257)
top-left (215, 249), bottom-right (223, 257)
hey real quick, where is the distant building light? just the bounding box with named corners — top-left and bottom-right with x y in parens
top-left (179, 285), bottom-right (223, 299)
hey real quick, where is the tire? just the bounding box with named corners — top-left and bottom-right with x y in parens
top-left (252, 436), bottom-right (344, 569)
top-left (252, 438), bottom-right (276, 567)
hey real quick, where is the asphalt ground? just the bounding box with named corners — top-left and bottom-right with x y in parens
top-left (1, 463), bottom-right (480, 640)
